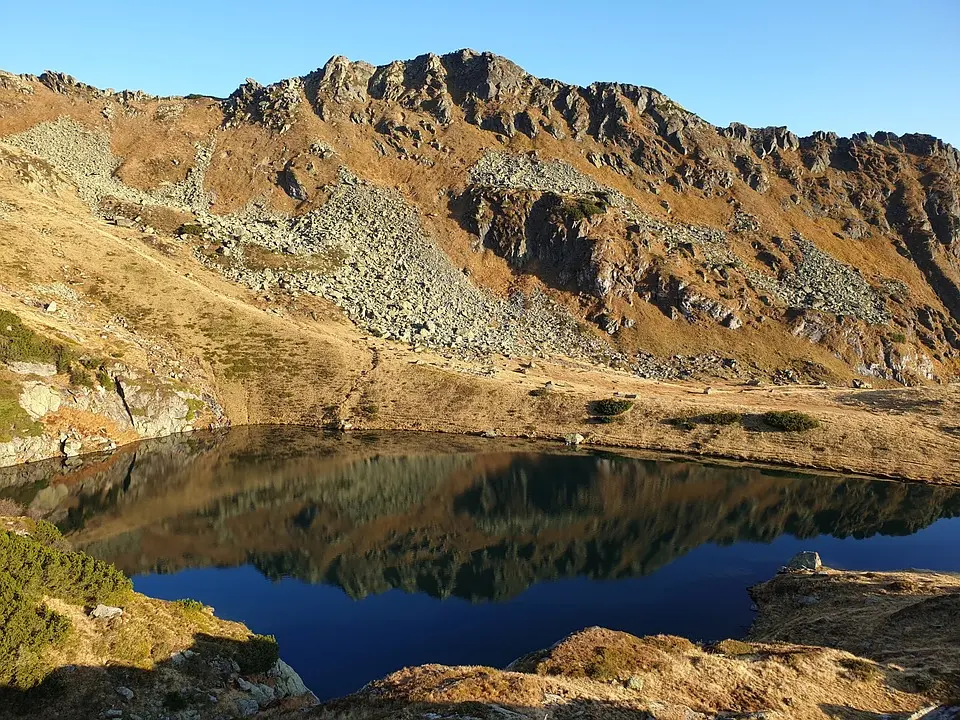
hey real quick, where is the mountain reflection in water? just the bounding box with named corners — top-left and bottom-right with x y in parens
top-left (3, 426), bottom-right (959, 602)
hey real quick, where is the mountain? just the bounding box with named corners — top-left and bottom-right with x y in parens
top-left (1, 51), bottom-right (959, 478)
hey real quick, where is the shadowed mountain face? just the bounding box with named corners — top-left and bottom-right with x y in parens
top-left (3, 427), bottom-right (960, 602)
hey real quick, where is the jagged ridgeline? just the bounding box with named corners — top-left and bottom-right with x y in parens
top-left (3, 428), bottom-right (959, 603)
top-left (3, 49), bottom-right (959, 384)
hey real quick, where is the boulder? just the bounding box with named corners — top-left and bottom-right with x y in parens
top-left (785, 551), bottom-right (822, 572)
top-left (89, 604), bottom-right (123, 619)
top-left (564, 433), bottom-right (585, 446)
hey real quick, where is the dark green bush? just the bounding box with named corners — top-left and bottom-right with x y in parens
top-left (234, 634), bottom-right (279, 674)
top-left (177, 223), bottom-right (206, 237)
top-left (174, 598), bottom-right (205, 613)
top-left (593, 399), bottom-right (634, 416)
top-left (0, 526), bottom-right (132, 688)
top-left (564, 197), bottom-right (608, 223)
top-left (889, 332), bottom-right (907, 344)
top-left (0, 310), bottom-right (73, 370)
top-left (594, 416), bottom-right (617, 424)
top-left (762, 410), bottom-right (820, 432)
top-left (699, 411), bottom-right (742, 426)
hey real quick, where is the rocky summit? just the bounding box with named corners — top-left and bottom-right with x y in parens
top-left (0, 51), bottom-right (959, 478)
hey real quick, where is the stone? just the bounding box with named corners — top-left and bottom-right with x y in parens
top-left (237, 676), bottom-right (275, 707)
top-left (116, 686), bottom-right (134, 701)
top-left (785, 551), bottom-right (822, 572)
top-left (235, 697), bottom-right (260, 717)
top-left (703, 387), bottom-right (714, 395)
top-left (103, 711), bottom-right (123, 719)
top-left (90, 604), bottom-right (123, 619)
top-left (626, 674), bottom-right (645, 691)
top-left (6, 362), bottom-right (57, 377)
top-left (269, 659), bottom-right (312, 699)
top-left (62, 437), bottom-right (82, 458)
top-left (18, 382), bottom-right (62, 420)
top-left (481, 428), bottom-right (498, 438)
top-left (45, 301), bottom-right (57, 313)
top-left (564, 433), bottom-right (585, 446)
top-left (852, 378), bottom-right (873, 389)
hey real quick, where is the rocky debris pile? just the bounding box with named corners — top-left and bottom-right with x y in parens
top-left (4, 118), bottom-right (212, 212)
top-left (747, 237), bottom-right (889, 324)
top-left (198, 168), bottom-right (610, 360)
top-left (469, 152), bottom-right (615, 199)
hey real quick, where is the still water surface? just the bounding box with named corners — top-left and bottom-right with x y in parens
top-left (4, 427), bottom-right (960, 700)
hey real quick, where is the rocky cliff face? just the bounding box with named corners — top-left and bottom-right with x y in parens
top-left (1, 48), bottom-right (959, 444)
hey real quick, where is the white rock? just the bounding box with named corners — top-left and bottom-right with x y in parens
top-left (564, 433), bottom-right (585, 446)
top-left (90, 604), bottom-right (124, 619)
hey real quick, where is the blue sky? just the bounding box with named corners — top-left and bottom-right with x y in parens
top-left (4, 0), bottom-right (959, 145)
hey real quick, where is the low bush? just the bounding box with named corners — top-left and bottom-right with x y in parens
top-left (563, 196), bottom-right (608, 223)
top-left (762, 410), bottom-right (820, 431)
top-left (699, 411), bottom-right (742, 426)
top-left (173, 598), bottom-right (205, 613)
top-left (889, 332), bottom-right (907, 344)
top-left (593, 399), bottom-right (634, 416)
top-left (234, 634), bottom-right (279, 674)
top-left (0, 524), bottom-right (133, 688)
top-left (177, 223), bottom-right (206, 237)
top-left (0, 380), bottom-right (44, 443)
top-left (0, 310), bottom-right (73, 370)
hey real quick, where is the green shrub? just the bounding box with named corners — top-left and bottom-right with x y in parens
top-left (173, 598), bottom-right (205, 613)
top-left (699, 411), bottom-right (742, 426)
top-left (762, 410), bottom-right (820, 432)
top-left (0, 310), bottom-right (73, 370)
top-left (593, 398), bottom-right (634, 416)
top-left (234, 634), bottom-right (279, 674)
top-left (889, 332), bottom-right (907, 344)
top-left (564, 197), bottom-right (608, 223)
top-left (0, 527), bottom-right (132, 688)
top-left (177, 223), bottom-right (206, 237)
top-left (0, 380), bottom-right (43, 443)
top-left (68, 366), bottom-right (93, 388)
top-left (96, 368), bottom-right (116, 392)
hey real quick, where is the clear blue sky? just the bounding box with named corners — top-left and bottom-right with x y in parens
top-left (5, 0), bottom-right (959, 145)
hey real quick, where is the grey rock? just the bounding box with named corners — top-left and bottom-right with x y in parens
top-left (785, 551), bottom-right (822, 572)
top-left (116, 686), bottom-right (134, 701)
top-left (6, 362), bottom-right (57, 377)
top-left (89, 604), bottom-right (123, 619)
top-left (234, 697), bottom-right (260, 717)
top-left (564, 433), bottom-right (585, 446)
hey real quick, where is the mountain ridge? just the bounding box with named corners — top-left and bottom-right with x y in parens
top-left (1, 49), bottom-right (959, 478)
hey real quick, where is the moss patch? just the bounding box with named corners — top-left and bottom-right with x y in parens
top-left (0, 379), bottom-right (43, 443)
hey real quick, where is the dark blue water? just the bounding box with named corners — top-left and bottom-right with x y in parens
top-left (133, 520), bottom-right (960, 699)
top-left (6, 427), bottom-right (960, 700)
